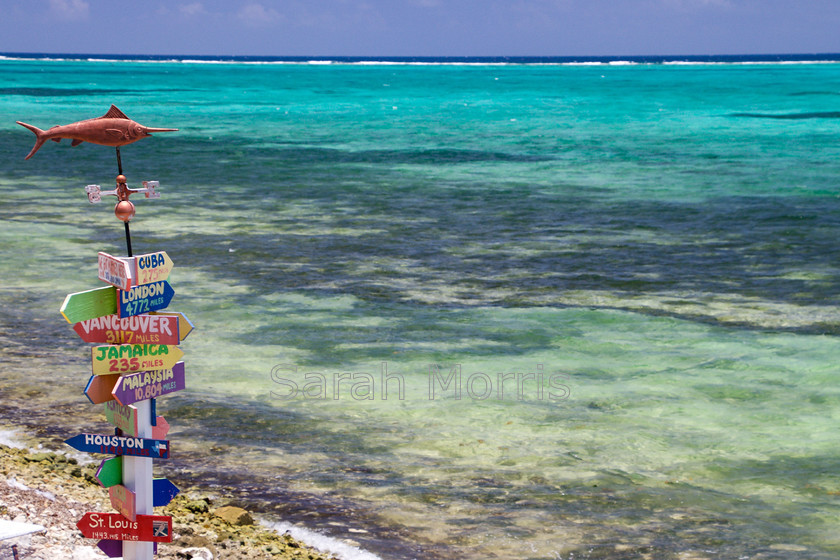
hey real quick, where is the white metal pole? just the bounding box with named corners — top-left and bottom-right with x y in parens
top-left (122, 399), bottom-right (154, 560)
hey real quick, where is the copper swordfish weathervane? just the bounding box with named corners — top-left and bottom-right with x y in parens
top-left (16, 105), bottom-right (178, 160)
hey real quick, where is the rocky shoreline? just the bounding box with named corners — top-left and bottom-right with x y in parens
top-left (0, 439), bottom-right (339, 560)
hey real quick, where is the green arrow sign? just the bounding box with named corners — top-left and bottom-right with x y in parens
top-left (95, 456), bottom-right (122, 488)
top-left (60, 286), bottom-right (117, 324)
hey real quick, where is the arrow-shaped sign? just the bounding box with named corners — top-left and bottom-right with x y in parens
top-left (103, 401), bottom-right (137, 435)
top-left (118, 281), bottom-right (175, 318)
top-left (95, 456), bottom-right (122, 488)
top-left (64, 433), bottom-right (170, 459)
top-left (108, 484), bottom-right (136, 521)
top-left (135, 251), bottom-right (173, 285)
top-left (73, 313), bottom-right (180, 345)
top-left (150, 311), bottom-right (194, 341)
top-left (77, 513), bottom-right (172, 543)
top-left (84, 374), bottom-right (120, 404)
top-left (98, 252), bottom-right (134, 291)
top-left (153, 478), bottom-right (180, 507)
top-left (112, 362), bottom-right (186, 406)
top-left (104, 401), bottom-right (168, 438)
top-left (60, 286), bottom-right (117, 324)
top-left (152, 416), bottom-right (170, 439)
top-left (96, 539), bottom-right (122, 558)
top-left (96, 540), bottom-right (158, 558)
top-left (91, 344), bottom-right (184, 376)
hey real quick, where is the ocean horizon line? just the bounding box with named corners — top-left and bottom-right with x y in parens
top-left (2, 51), bottom-right (840, 66)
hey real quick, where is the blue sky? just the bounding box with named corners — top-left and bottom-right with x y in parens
top-left (1, 0), bottom-right (839, 56)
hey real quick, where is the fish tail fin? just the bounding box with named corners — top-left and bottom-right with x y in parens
top-left (16, 121), bottom-right (48, 160)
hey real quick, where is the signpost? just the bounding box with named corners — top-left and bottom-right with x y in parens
top-left (90, 344), bottom-right (184, 375)
top-left (112, 362), bottom-right (186, 406)
top-left (76, 513), bottom-right (173, 543)
top-left (73, 313), bottom-right (180, 345)
top-left (30, 105), bottom-right (186, 560)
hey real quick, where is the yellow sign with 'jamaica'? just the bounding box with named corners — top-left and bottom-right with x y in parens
top-left (91, 344), bottom-right (184, 375)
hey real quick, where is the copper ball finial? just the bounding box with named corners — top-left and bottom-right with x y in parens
top-left (114, 200), bottom-right (135, 222)
top-left (116, 174), bottom-right (127, 185)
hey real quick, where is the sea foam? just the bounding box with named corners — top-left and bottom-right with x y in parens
top-left (267, 522), bottom-right (382, 560)
top-left (0, 428), bottom-right (26, 449)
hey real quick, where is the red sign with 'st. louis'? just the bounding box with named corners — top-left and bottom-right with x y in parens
top-left (76, 512), bottom-right (172, 542)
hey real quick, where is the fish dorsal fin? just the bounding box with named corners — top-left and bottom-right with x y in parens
top-left (101, 105), bottom-right (129, 120)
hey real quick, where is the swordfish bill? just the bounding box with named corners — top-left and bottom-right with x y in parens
top-left (16, 105), bottom-right (178, 160)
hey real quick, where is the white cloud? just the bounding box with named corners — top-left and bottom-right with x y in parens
top-left (179, 2), bottom-right (207, 17)
top-left (237, 3), bottom-right (283, 26)
top-left (49, 0), bottom-right (90, 21)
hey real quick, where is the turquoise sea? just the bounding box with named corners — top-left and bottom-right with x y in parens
top-left (2, 53), bottom-right (840, 559)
